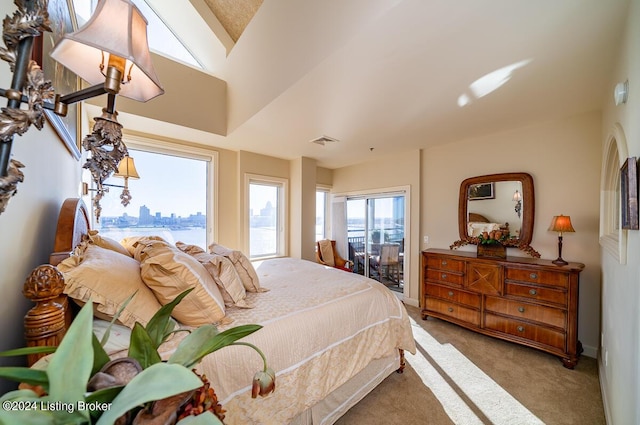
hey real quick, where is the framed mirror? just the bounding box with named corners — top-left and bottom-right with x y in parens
top-left (458, 172), bottom-right (535, 246)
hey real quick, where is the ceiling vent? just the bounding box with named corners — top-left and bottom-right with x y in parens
top-left (309, 135), bottom-right (340, 146)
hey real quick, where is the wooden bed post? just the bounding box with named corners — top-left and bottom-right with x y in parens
top-left (23, 264), bottom-right (69, 366)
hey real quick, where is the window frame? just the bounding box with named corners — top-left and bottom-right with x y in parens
top-left (599, 123), bottom-right (628, 264)
top-left (244, 173), bottom-right (288, 259)
top-left (88, 133), bottom-right (218, 246)
top-left (316, 185), bottom-right (331, 242)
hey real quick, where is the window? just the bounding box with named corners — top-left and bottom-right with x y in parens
top-left (94, 137), bottom-right (216, 250)
top-left (600, 123), bottom-right (628, 264)
top-left (316, 188), bottom-right (330, 241)
top-left (246, 175), bottom-right (287, 259)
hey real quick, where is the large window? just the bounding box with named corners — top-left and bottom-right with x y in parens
top-left (94, 137), bottom-right (216, 250)
top-left (246, 175), bottom-right (287, 259)
top-left (316, 188), bottom-right (329, 241)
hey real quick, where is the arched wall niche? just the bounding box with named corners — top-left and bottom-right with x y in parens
top-left (600, 123), bottom-right (629, 264)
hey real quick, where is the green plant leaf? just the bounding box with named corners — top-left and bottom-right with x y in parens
top-left (100, 291), bottom-right (138, 347)
top-left (0, 346), bottom-right (56, 357)
top-left (84, 385), bottom-right (124, 420)
top-left (169, 324), bottom-right (262, 369)
top-left (177, 411), bottom-right (225, 425)
top-left (128, 323), bottom-right (162, 369)
top-left (91, 333), bottom-right (111, 376)
top-left (46, 301), bottom-right (95, 422)
top-left (95, 362), bottom-right (204, 425)
top-left (145, 288), bottom-right (194, 348)
top-left (0, 367), bottom-right (49, 390)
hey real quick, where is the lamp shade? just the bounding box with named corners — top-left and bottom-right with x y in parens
top-left (49, 0), bottom-right (164, 102)
top-left (512, 190), bottom-right (522, 202)
top-left (548, 215), bottom-right (575, 234)
top-left (113, 156), bottom-right (140, 179)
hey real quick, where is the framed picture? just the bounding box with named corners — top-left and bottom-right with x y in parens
top-left (468, 182), bottom-right (495, 200)
top-left (621, 157), bottom-right (638, 230)
top-left (32, 0), bottom-right (81, 160)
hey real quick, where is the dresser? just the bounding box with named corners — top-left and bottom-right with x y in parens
top-left (421, 248), bottom-right (585, 368)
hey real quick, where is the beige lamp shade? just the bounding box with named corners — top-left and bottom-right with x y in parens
top-left (548, 215), bottom-right (575, 235)
top-left (113, 156), bottom-right (140, 179)
top-left (49, 0), bottom-right (164, 102)
top-left (512, 190), bottom-right (522, 202)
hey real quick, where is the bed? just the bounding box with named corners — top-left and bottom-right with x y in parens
top-left (466, 212), bottom-right (510, 237)
top-left (22, 198), bottom-right (416, 424)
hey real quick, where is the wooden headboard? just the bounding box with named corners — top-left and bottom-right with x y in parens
top-left (468, 212), bottom-right (490, 223)
top-left (23, 198), bottom-right (90, 365)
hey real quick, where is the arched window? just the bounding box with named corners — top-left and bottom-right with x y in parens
top-left (600, 123), bottom-right (628, 264)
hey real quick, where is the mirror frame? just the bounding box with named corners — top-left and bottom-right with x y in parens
top-left (458, 172), bottom-right (535, 246)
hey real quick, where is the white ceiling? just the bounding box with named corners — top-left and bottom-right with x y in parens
top-left (112, 0), bottom-right (631, 169)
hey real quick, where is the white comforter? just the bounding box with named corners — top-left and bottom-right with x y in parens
top-left (160, 257), bottom-right (416, 424)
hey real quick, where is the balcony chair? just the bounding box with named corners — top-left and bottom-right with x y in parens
top-left (316, 239), bottom-right (353, 272)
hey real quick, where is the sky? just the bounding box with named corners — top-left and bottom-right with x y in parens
top-left (99, 149), bottom-right (207, 218)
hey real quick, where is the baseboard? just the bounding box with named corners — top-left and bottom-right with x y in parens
top-left (598, 354), bottom-right (613, 425)
top-left (403, 297), bottom-right (419, 308)
top-left (582, 343), bottom-right (598, 359)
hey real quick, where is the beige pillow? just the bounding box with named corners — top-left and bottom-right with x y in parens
top-left (57, 243), bottom-right (162, 328)
top-left (176, 242), bottom-right (251, 308)
top-left (87, 230), bottom-right (131, 257)
top-left (139, 242), bottom-right (227, 326)
top-left (120, 235), bottom-right (169, 259)
top-left (208, 243), bottom-right (267, 293)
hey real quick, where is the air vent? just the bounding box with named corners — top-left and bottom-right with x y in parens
top-left (309, 135), bottom-right (339, 146)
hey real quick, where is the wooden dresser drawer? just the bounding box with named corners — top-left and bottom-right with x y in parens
top-left (426, 269), bottom-right (464, 286)
top-left (505, 282), bottom-right (567, 306)
top-left (485, 313), bottom-right (566, 351)
top-left (421, 249), bottom-right (584, 368)
top-left (505, 268), bottom-right (569, 289)
top-left (426, 285), bottom-right (481, 308)
top-left (426, 298), bottom-right (481, 326)
top-left (485, 296), bottom-right (566, 328)
top-left (426, 256), bottom-right (465, 273)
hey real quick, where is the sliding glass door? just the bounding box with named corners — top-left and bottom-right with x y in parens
top-left (346, 193), bottom-right (405, 291)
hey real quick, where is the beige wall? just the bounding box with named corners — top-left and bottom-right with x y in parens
top-left (598, 0), bottom-right (640, 423)
top-left (0, 0), bottom-right (82, 392)
top-left (421, 111), bottom-right (603, 359)
top-left (332, 150), bottom-right (422, 304)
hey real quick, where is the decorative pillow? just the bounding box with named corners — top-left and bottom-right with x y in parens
top-left (208, 243), bottom-right (267, 293)
top-left (120, 235), bottom-right (170, 258)
top-left (57, 243), bottom-right (163, 328)
top-left (86, 230), bottom-right (131, 257)
top-left (138, 241), bottom-right (228, 326)
top-left (176, 242), bottom-right (251, 308)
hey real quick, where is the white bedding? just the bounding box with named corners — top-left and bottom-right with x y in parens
top-left (156, 257), bottom-right (416, 424)
top-left (94, 257), bottom-right (415, 424)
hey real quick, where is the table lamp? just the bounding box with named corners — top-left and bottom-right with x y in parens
top-left (549, 215), bottom-right (575, 265)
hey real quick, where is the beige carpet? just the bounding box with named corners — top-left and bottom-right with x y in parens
top-left (336, 305), bottom-right (604, 425)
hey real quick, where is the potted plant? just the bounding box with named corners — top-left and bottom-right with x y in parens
top-left (0, 289), bottom-right (274, 424)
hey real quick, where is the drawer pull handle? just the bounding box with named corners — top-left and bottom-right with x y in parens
top-left (448, 307), bottom-right (454, 312)
top-left (518, 306), bottom-right (525, 313)
top-left (530, 273), bottom-right (538, 279)
top-left (442, 260), bottom-right (448, 266)
top-left (517, 326), bottom-right (525, 332)
top-left (441, 273), bottom-right (447, 280)
top-left (529, 289), bottom-right (537, 296)
top-left (448, 291), bottom-right (454, 297)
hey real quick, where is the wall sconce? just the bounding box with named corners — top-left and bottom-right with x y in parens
top-left (0, 0), bottom-right (163, 218)
top-left (513, 190), bottom-right (522, 218)
top-left (112, 155), bottom-right (139, 207)
top-left (548, 215), bottom-right (575, 266)
top-left (82, 154), bottom-right (140, 220)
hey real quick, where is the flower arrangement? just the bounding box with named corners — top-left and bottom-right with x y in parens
top-left (450, 230), bottom-right (541, 258)
top-left (0, 288), bottom-right (274, 424)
